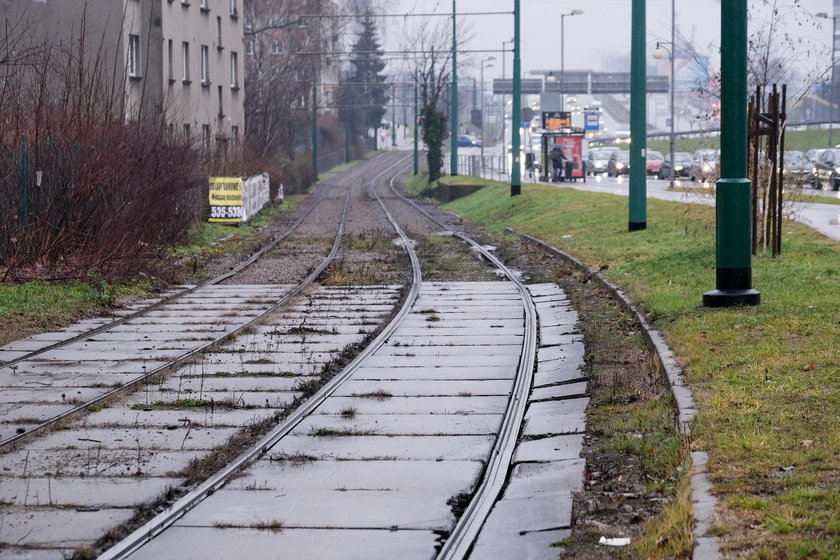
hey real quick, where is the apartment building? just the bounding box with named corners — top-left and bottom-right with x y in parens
top-left (1, 0), bottom-right (244, 149)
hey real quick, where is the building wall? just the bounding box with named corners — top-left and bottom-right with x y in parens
top-left (0, 0), bottom-right (244, 148)
top-left (161, 0), bottom-right (244, 147)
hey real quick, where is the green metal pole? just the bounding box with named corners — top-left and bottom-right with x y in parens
top-left (511, 0), bottom-right (521, 196)
top-left (414, 74), bottom-right (419, 175)
top-left (628, 0), bottom-right (646, 230)
top-left (703, 0), bottom-right (760, 306)
top-left (312, 82), bottom-right (319, 179)
top-left (450, 0), bottom-right (458, 176)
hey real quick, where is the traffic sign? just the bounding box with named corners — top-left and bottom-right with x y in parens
top-left (584, 111), bottom-right (600, 131)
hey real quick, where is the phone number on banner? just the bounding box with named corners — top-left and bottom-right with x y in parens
top-left (210, 206), bottom-right (243, 219)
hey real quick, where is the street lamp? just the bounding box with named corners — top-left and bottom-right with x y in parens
top-left (480, 56), bottom-right (496, 174)
top-left (653, 41), bottom-right (677, 189)
top-left (501, 38), bottom-right (513, 175)
top-left (560, 9), bottom-right (583, 110)
top-left (817, 12), bottom-right (837, 147)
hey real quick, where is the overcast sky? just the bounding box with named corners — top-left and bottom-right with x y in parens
top-left (376, 0), bottom-right (834, 86)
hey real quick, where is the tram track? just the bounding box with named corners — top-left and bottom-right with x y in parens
top-left (0, 154), bottom-right (589, 559)
top-left (94, 163), bottom-right (552, 560)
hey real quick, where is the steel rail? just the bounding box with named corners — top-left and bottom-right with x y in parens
top-left (99, 154), bottom-right (419, 560)
top-left (0, 187), bottom-right (354, 451)
top-left (0, 172), bottom-right (347, 370)
top-left (386, 182), bottom-right (539, 560)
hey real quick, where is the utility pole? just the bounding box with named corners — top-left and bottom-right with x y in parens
top-left (511, 0), bottom-right (521, 195)
top-left (628, 0), bottom-right (646, 230)
top-left (392, 83), bottom-right (397, 147)
top-left (450, 0), bottom-right (458, 175)
top-left (414, 71), bottom-right (419, 175)
top-left (703, 0), bottom-right (760, 307)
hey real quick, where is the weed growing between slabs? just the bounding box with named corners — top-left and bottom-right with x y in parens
top-left (437, 178), bottom-right (840, 559)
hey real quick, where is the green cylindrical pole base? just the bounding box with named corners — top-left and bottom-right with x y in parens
top-left (511, 184), bottom-right (521, 196)
top-left (704, 177), bottom-right (760, 307)
top-left (628, 222), bottom-right (647, 231)
top-left (703, 287), bottom-right (761, 307)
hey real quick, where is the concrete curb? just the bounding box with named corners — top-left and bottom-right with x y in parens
top-left (515, 232), bottom-right (720, 560)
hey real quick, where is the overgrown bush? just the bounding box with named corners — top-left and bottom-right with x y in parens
top-left (0, 18), bottom-right (208, 281)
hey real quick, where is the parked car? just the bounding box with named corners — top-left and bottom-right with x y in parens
top-left (457, 135), bottom-right (482, 148)
top-left (782, 150), bottom-right (814, 185)
top-left (804, 148), bottom-right (827, 164)
top-left (813, 148), bottom-right (840, 190)
top-left (607, 150), bottom-right (630, 176)
top-left (658, 152), bottom-right (693, 179)
top-left (587, 148), bottom-right (617, 175)
top-left (646, 150), bottom-right (665, 176)
top-left (689, 149), bottom-right (720, 182)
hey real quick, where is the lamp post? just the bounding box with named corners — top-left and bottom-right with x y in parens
top-left (702, 0), bottom-right (760, 307)
top-left (450, 0), bottom-right (459, 176)
top-left (511, 0), bottom-right (521, 195)
top-left (501, 39), bottom-right (513, 176)
top-left (818, 12), bottom-right (837, 147)
top-left (480, 57), bottom-right (495, 175)
top-left (560, 9), bottom-right (583, 110)
top-left (653, 41), bottom-right (676, 189)
top-left (414, 71), bottom-right (419, 175)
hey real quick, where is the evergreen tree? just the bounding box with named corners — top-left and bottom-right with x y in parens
top-left (339, 14), bottom-right (388, 143)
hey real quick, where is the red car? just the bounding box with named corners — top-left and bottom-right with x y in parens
top-left (646, 150), bottom-right (664, 176)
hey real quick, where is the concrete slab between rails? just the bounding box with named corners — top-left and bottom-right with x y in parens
top-left (173, 462), bottom-right (480, 531)
top-left (0, 507), bottom-right (134, 547)
top-left (81, 407), bottom-right (277, 428)
top-left (530, 382), bottom-right (588, 402)
top-left (350, 366), bottom-right (516, 381)
top-left (137, 390), bottom-right (301, 409)
top-left (537, 343), bottom-right (586, 363)
top-left (386, 334), bottom-right (523, 346)
top-left (360, 354), bottom-right (521, 369)
top-left (0, 447), bottom-right (209, 478)
top-left (0, 548), bottom-right (71, 560)
top-left (314, 395), bottom-right (510, 415)
top-left (514, 434), bottom-right (585, 463)
top-left (229, 458), bottom-right (480, 494)
top-left (295, 413), bottom-right (503, 436)
top-left (266, 434), bottom-right (496, 462)
top-left (27, 425), bottom-right (240, 452)
top-left (471, 460), bottom-right (585, 556)
top-left (522, 399), bottom-right (589, 437)
top-left (533, 359), bottom-right (586, 388)
top-left (334, 379), bottom-right (514, 397)
top-left (156, 376), bottom-right (304, 393)
top-left (374, 344), bottom-right (521, 357)
top-left (471, 528), bottom-right (572, 559)
top-left (128, 527), bottom-right (439, 560)
top-left (0, 403), bottom-right (76, 422)
top-left (0, 476), bottom-right (184, 507)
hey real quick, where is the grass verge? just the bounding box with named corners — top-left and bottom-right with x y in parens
top-left (434, 176), bottom-right (840, 559)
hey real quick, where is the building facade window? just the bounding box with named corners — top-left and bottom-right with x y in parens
top-left (270, 40), bottom-right (282, 54)
top-left (167, 40), bottom-right (174, 82)
top-left (229, 0), bottom-right (238, 18)
top-left (244, 40), bottom-right (254, 55)
top-left (230, 51), bottom-right (238, 88)
top-left (202, 124), bottom-right (211, 150)
top-left (181, 42), bottom-right (191, 82)
top-left (183, 123), bottom-right (191, 140)
top-left (216, 16), bottom-right (223, 47)
top-left (128, 34), bottom-right (140, 77)
top-left (200, 0), bottom-right (208, 9)
top-left (218, 85), bottom-right (224, 116)
top-left (200, 45), bottom-right (209, 84)
top-left (231, 125), bottom-right (239, 144)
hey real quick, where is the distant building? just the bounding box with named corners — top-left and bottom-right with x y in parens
top-left (0, 0), bottom-right (244, 149)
